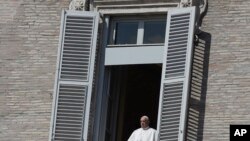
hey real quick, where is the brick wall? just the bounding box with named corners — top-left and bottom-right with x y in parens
top-left (1, 0), bottom-right (250, 141)
top-left (0, 0), bottom-right (70, 140)
top-left (200, 1), bottom-right (250, 140)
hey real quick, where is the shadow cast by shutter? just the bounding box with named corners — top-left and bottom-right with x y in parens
top-left (186, 31), bottom-right (211, 141)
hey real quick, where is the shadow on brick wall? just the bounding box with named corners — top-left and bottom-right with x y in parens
top-left (186, 31), bottom-right (211, 141)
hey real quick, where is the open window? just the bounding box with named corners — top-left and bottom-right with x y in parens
top-left (50, 6), bottom-right (196, 141)
top-left (101, 7), bottom-right (196, 141)
top-left (103, 64), bottom-right (162, 141)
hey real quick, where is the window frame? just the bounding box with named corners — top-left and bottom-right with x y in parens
top-left (93, 6), bottom-right (196, 141)
top-left (108, 15), bottom-right (167, 47)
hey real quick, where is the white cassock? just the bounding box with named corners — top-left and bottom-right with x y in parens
top-left (128, 127), bottom-right (157, 141)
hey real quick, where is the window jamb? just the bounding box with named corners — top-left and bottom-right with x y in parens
top-left (110, 21), bottom-right (116, 45)
top-left (93, 16), bottom-right (110, 141)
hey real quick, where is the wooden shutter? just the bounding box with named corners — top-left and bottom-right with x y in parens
top-left (157, 7), bottom-right (196, 141)
top-left (50, 10), bottom-right (99, 141)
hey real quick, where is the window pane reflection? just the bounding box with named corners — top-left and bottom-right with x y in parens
top-left (115, 22), bottom-right (138, 44)
top-left (143, 21), bottom-right (166, 44)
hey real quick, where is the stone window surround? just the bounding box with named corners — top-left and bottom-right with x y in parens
top-left (95, 3), bottom-right (180, 15)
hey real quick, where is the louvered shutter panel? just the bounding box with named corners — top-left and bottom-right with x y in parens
top-left (157, 7), bottom-right (196, 141)
top-left (50, 10), bottom-right (99, 141)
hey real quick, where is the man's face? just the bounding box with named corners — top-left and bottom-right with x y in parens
top-left (140, 117), bottom-right (149, 129)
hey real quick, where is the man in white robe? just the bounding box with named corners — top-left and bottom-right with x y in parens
top-left (128, 115), bottom-right (158, 141)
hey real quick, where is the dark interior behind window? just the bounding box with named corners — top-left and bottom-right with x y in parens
top-left (143, 21), bottom-right (166, 44)
top-left (115, 22), bottom-right (138, 44)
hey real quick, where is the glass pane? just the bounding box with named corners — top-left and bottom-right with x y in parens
top-left (143, 21), bottom-right (166, 44)
top-left (115, 22), bottom-right (138, 44)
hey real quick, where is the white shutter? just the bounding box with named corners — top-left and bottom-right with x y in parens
top-left (157, 7), bottom-right (196, 141)
top-left (50, 10), bottom-right (99, 141)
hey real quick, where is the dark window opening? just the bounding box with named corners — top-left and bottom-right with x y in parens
top-left (105, 64), bottom-right (161, 141)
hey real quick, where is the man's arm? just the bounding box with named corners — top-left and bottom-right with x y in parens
top-left (154, 129), bottom-right (159, 141)
top-left (128, 130), bottom-right (136, 141)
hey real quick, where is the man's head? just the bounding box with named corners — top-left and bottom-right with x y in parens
top-left (140, 115), bottom-right (150, 129)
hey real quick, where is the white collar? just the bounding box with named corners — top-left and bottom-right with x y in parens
top-left (142, 127), bottom-right (149, 130)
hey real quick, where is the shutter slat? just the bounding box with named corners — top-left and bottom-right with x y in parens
top-left (57, 129), bottom-right (80, 134)
top-left (66, 17), bottom-right (93, 21)
top-left (166, 60), bottom-right (185, 66)
top-left (64, 42), bottom-right (92, 46)
top-left (168, 40), bottom-right (188, 45)
top-left (57, 111), bottom-right (83, 116)
top-left (62, 60), bottom-right (89, 64)
top-left (168, 49), bottom-right (186, 55)
top-left (62, 56), bottom-right (90, 60)
top-left (59, 94), bottom-right (85, 98)
top-left (55, 136), bottom-right (80, 141)
top-left (63, 53), bottom-right (90, 57)
top-left (64, 39), bottom-right (91, 43)
top-left (170, 26), bottom-right (189, 32)
top-left (168, 43), bottom-right (187, 48)
top-left (61, 70), bottom-right (88, 74)
top-left (58, 100), bottom-right (83, 104)
top-left (66, 28), bottom-right (92, 32)
top-left (56, 115), bottom-right (82, 119)
top-left (165, 64), bottom-right (185, 69)
top-left (56, 122), bottom-right (83, 126)
top-left (66, 21), bottom-right (94, 26)
top-left (169, 29), bottom-right (188, 35)
top-left (170, 32), bottom-right (189, 37)
top-left (169, 36), bottom-right (188, 41)
top-left (64, 37), bottom-right (92, 41)
top-left (171, 19), bottom-right (190, 25)
top-left (61, 68), bottom-right (89, 72)
top-left (65, 32), bottom-right (92, 36)
top-left (57, 108), bottom-right (84, 112)
top-left (64, 46), bottom-right (91, 50)
top-left (64, 47), bottom-right (91, 51)
top-left (65, 29), bottom-right (92, 34)
top-left (57, 119), bottom-right (83, 123)
top-left (161, 102), bottom-right (181, 107)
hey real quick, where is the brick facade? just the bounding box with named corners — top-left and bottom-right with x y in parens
top-left (199, 1), bottom-right (250, 140)
top-left (1, 0), bottom-right (250, 141)
top-left (0, 0), bottom-right (70, 140)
